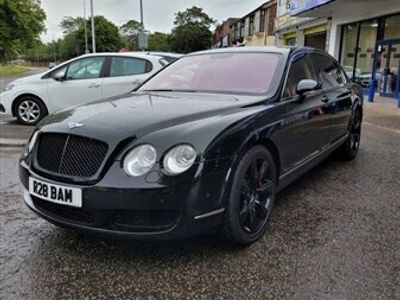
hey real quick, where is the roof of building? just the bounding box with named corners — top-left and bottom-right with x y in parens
top-left (230, 0), bottom-right (277, 26)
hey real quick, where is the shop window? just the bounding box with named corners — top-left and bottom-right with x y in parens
top-left (384, 15), bottom-right (400, 40)
top-left (355, 19), bottom-right (378, 82)
top-left (260, 10), bottom-right (266, 32)
top-left (249, 15), bottom-right (254, 35)
top-left (341, 23), bottom-right (359, 80)
top-left (240, 21), bottom-right (245, 38)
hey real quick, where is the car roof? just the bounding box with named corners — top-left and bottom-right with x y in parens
top-left (77, 52), bottom-right (163, 59)
top-left (127, 51), bottom-right (183, 58)
top-left (188, 46), bottom-right (294, 56)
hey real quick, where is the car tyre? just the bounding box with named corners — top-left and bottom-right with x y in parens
top-left (222, 145), bottom-right (277, 246)
top-left (15, 95), bottom-right (47, 125)
top-left (337, 107), bottom-right (362, 160)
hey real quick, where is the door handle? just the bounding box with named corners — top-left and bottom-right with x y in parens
top-left (88, 83), bottom-right (100, 88)
top-left (321, 95), bottom-right (330, 103)
top-left (133, 80), bottom-right (142, 85)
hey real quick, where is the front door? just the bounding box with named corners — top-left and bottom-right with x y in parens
top-left (281, 53), bottom-right (332, 172)
top-left (373, 39), bottom-right (400, 98)
top-left (47, 56), bottom-right (106, 112)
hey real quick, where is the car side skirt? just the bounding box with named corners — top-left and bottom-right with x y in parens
top-left (277, 134), bottom-right (348, 192)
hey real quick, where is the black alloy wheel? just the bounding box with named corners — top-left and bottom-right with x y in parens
top-left (223, 146), bottom-right (277, 245)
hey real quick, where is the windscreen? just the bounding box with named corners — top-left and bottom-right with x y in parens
top-left (139, 52), bottom-right (281, 95)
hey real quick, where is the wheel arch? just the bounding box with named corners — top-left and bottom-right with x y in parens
top-left (232, 135), bottom-right (282, 185)
top-left (12, 93), bottom-right (48, 117)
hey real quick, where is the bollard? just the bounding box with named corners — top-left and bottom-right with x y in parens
top-left (397, 91), bottom-right (400, 108)
top-left (368, 79), bottom-right (376, 103)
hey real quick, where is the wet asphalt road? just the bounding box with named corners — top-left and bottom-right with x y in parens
top-left (0, 69), bottom-right (45, 141)
top-left (1, 103), bottom-right (400, 300)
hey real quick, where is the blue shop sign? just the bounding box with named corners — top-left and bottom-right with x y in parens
top-left (289, 0), bottom-right (335, 15)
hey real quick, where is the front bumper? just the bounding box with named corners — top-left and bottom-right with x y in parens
top-left (19, 157), bottom-right (233, 240)
top-left (0, 91), bottom-right (12, 115)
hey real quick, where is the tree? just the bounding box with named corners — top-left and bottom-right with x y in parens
top-left (169, 6), bottom-right (215, 53)
top-left (0, 0), bottom-right (46, 61)
top-left (120, 20), bottom-right (141, 51)
top-left (148, 32), bottom-right (171, 52)
top-left (59, 16), bottom-right (123, 59)
top-left (60, 16), bottom-right (86, 35)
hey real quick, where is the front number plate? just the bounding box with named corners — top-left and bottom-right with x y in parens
top-left (29, 177), bottom-right (82, 208)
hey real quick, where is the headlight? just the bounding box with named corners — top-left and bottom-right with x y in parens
top-left (123, 144), bottom-right (157, 177)
top-left (163, 144), bottom-right (197, 175)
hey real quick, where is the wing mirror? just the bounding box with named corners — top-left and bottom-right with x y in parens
top-left (296, 79), bottom-right (321, 96)
top-left (54, 71), bottom-right (66, 82)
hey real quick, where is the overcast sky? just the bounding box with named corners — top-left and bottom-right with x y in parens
top-left (40, 0), bottom-right (266, 42)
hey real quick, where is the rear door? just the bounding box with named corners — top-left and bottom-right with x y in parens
top-left (281, 52), bottom-right (332, 171)
top-left (310, 53), bottom-right (353, 144)
top-left (102, 56), bottom-right (154, 98)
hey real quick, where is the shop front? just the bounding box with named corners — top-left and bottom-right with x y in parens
top-left (304, 24), bottom-right (327, 50)
top-left (340, 14), bottom-right (400, 100)
top-left (289, 0), bottom-right (400, 104)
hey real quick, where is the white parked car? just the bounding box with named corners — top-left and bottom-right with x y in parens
top-left (0, 52), bottom-right (167, 125)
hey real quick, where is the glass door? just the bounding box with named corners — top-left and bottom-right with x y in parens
top-left (372, 39), bottom-right (400, 98)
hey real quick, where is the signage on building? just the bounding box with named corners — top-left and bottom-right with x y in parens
top-left (276, 13), bottom-right (314, 30)
top-left (289, 0), bottom-right (335, 15)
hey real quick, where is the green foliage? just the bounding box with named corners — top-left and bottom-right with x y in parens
top-left (0, 0), bottom-right (46, 62)
top-left (22, 40), bottom-right (61, 63)
top-left (148, 32), bottom-right (171, 52)
top-left (169, 6), bottom-right (215, 53)
top-left (120, 20), bottom-right (142, 50)
top-left (0, 64), bottom-right (29, 76)
top-left (60, 16), bottom-right (86, 35)
top-left (59, 16), bottom-right (123, 59)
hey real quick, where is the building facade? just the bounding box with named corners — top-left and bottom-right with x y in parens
top-left (213, 18), bottom-right (240, 48)
top-left (291, 0), bottom-right (400, 100)
top-left (229, 1), bottom-right (277, 47)
top-left (275, 0), bottom-right (329, 50)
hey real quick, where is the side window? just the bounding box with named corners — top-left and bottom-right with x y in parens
top-left (110, 57), bottom-right (151, 77)
top-left (66, 57), bottom-right (105, 80)
top-left (283, 54), bottom-right (318, 98)
top-left (312, 54), bottom-right (345, 88)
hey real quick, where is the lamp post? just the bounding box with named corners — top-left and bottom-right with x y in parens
top-left (83, 0), bottom-right (89, 54)
top-left (139, 0), bottom-right (145, 51)
top-left (90, 0), bottom-right (96, 53)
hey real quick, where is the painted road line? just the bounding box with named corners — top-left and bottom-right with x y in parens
top-left (364, 122), bottom-right (400, 135)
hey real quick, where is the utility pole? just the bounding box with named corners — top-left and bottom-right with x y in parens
top-left (52, 33), bottom-right (57, 62)
top-left (139, 0), bottom-right (145, 51)
top-left (83, 0), bottom-right (89, 54)
top-left (90, 0), bottom-right (96, 53)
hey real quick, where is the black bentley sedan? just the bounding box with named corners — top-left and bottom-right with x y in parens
top-left (19, 47), bottom-right (363, 245)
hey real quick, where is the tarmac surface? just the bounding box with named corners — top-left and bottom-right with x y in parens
top-left (1, 99), bottom-right (400, 300)
top-left (0, 69), bottom-right (45, 143)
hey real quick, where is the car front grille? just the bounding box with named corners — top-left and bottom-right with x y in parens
top-left (36, 133), bottom-right (108, 179)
